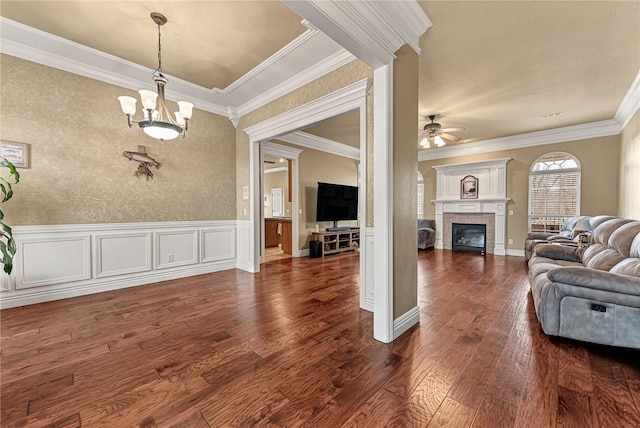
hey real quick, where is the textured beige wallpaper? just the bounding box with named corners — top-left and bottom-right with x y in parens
top-left (236, 59), bottom-right (374, 226)
top-left (418, 135), bottom-right (621, 251)
top-left (392, 46), bottom-right (419, 319)
top-left (0, 54), bottom-right (236, 225)
top-left (619, 109), bottom-right (640, 219)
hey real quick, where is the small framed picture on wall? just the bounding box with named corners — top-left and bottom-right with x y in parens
top-left (460, 175), bottom-right (478, 199)
top-left (0, 141), bottom-right (30, 168)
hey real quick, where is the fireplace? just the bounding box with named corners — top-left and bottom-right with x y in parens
top-left (452, 223), bottom-right (486, 254)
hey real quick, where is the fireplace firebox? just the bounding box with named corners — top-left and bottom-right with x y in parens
top-left (452, 223), bottom-right (486, 254)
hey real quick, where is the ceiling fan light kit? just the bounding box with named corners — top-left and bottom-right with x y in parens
top-left (419, 114), bottom-right (466, 149)
top-left (117, 12), bottom-right (194, 141)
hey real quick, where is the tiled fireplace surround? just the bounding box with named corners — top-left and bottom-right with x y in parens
top-left (433, 158), bottom-right (511, 256)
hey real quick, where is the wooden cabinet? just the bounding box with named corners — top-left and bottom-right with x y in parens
top-left (310, 229), bottom-right (360, 258)
top-left (281, 220), bottom-right (292, 255)
top-left (265, 218), bottom-right (292, 254)
top-left (265, 218), bottom-right (280, 248)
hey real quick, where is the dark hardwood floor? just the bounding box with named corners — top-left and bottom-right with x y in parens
top-left (1, 250), bottom-right (638, 427)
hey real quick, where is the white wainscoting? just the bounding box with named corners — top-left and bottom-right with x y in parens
top-left (362, 227), bottom-right (374, 312)
top-left (235, 220), bottom-right (254, 272)
top-left (1, 220), bottom-right (238, 309)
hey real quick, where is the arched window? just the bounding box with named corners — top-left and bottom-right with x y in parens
top-left (528, 152), bottom-right (581, 233)
top-left (417, 171), bottom-right (425, 219)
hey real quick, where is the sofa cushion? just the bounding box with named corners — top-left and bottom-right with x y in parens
top-left (584, 248), bottom-right (626, 271)
top-left (630, 233), bottom-right (640, 258)
top-left (592, 218), bottom-right (635, 246)
top-left (610, 258), bottom-right (640, 277)
top-left (608, 221), bottom-right (640, 257)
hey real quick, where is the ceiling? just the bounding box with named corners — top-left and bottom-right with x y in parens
top-left (1, 1), bottom-right (638, 149)
top-left (302, 111), bottom-right (361, 148)
top-left (417, 1), bottom-right (640, 145)
top-left (0, 1), bottom-right (305, 89)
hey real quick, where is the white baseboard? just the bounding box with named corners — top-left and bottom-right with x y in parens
top-left (298, 249), bottom-right (310, 257)
top-left (506, 249), bottom-right (525, 257)
top-left (393, 305), bottom-right (420, 339)
top-left (1, 260), bottom-right (235, 309)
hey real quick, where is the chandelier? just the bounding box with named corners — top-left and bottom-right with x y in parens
top-left (117, 12), bottom-right (194, 141)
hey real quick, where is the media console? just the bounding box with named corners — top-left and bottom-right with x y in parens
top-left (310, 228), bottom-right (360, 258)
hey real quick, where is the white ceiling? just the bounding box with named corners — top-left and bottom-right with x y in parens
top-left (1, 1), bottom-right (638, 149)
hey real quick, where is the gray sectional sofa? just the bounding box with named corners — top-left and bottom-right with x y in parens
top-left (528, 217), bottom-right (640, 349)
top-left (418, 219), bottom-right (435, 250)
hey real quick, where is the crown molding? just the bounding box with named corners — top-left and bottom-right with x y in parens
top-left (432, 157), bottom-right (511, 172)
top-left (418, 119), bottom-right (621, 162)
top-left (0, 16), bottom-right (350, 120)
top-left (263, 166), bottom-right (288, 174)
top-left (236, 49), bottom-right (356, 117)
top-left (282, 0), bottom-right (431, 68)
top-left (614, 68), bottom-right (640, 130)
top-left (0, 17), bottom-right (230, 116)
top-left (261, 141), bottom-right (303, 159)
top-left (276, 131), bottom-right (359, 160)
top-left (244, 78), bottom-right (371, 143)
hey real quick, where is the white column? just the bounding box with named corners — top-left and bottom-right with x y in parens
top-left (373, 63), bottom-right (394, 343)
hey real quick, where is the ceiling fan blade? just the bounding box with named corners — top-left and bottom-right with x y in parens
top-left (263, 160), bottom-right (276, 164)
top-left (440, 132), bottom-right (461, 142)
top-left (441, 127), bottom-right (466, 133)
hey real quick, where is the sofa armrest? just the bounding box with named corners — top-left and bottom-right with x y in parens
top-left (534, 243), bottom-right (581, 262)
top-left (547, 267), bottom-right (640, 296)
top-left (527, 232), bottom-right (554, 240)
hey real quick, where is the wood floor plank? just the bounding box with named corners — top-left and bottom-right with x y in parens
top-left (471, 393), bottom-right (516, 428)
top-left (2, 251), bottom-right (638, 427)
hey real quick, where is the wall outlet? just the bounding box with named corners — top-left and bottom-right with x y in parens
top-left (508, 239), bottom-right (514, 245)
top-left (167, 253), bottom-right (174, 262)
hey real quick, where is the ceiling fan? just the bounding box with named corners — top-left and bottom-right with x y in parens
top-left (420, 115), bottom-right (466, 148)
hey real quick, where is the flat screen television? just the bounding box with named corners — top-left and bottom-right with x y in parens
top-left (316, 182), bottom-right (358, 229)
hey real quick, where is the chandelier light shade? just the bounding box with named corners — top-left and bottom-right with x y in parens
top-left (117, 12), bottom-right (194, 141)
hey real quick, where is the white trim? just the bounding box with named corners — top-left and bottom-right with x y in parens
top-left (298, 249), bottom-right (310, 257)
top-left (236, 49), bottom-right (357, 116)
top-left (362, 227), bottom-right (375, 312)
top-left (219, 22), bottom-right (319, 95)
top-left (243, 78), bottom-right (370, 334)
top-left (1, 260), bottom-right (235, 309)
top-left (614, 69), bottom-right (640, 130)
top-left (282, 0), bottom-right (432, 69)
top-left (506, 249), bottom-right (526, 257)
top-left (277, 131), bottom-right (359, 160)
top-left (432, 157), bottom-right (511, 172)
top-left (2, 220), bottom-right (238, 309)
top-left (418, 120), bottom-right (621, 161)
top-left (0, 16), bottom-right (354, 119)
top-left (244, 78), bottom-right (371, 143)
top-left (261, 142), bottom-right (302, 262)
top-left (393, 306), bottom-right (420, 339)
top-left (264, 167), bottom-right (288, 174)
top-left (373, 64), bottom-right (394, 343)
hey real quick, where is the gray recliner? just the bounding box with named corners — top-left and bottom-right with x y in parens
top-left (418, 219), bottom-right (436, 250)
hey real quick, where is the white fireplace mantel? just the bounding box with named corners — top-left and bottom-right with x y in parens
top-left (432, 158), bottom-right (511, 255)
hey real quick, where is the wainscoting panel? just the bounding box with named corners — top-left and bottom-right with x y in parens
top-left (236, 221), bottom-right (253, 272)
top-left (2, 221), bottom-right (238, 309)
top-left (95, 232), bottom-right (152, 278)
top-left (155, 229), bottom-right (199, 270)
top-left (363, 227), bottom-right (374, 311)
top-left (201, 228), bottom-right (236, 263)
top-left (17, 235), bottom-right (91, 289)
